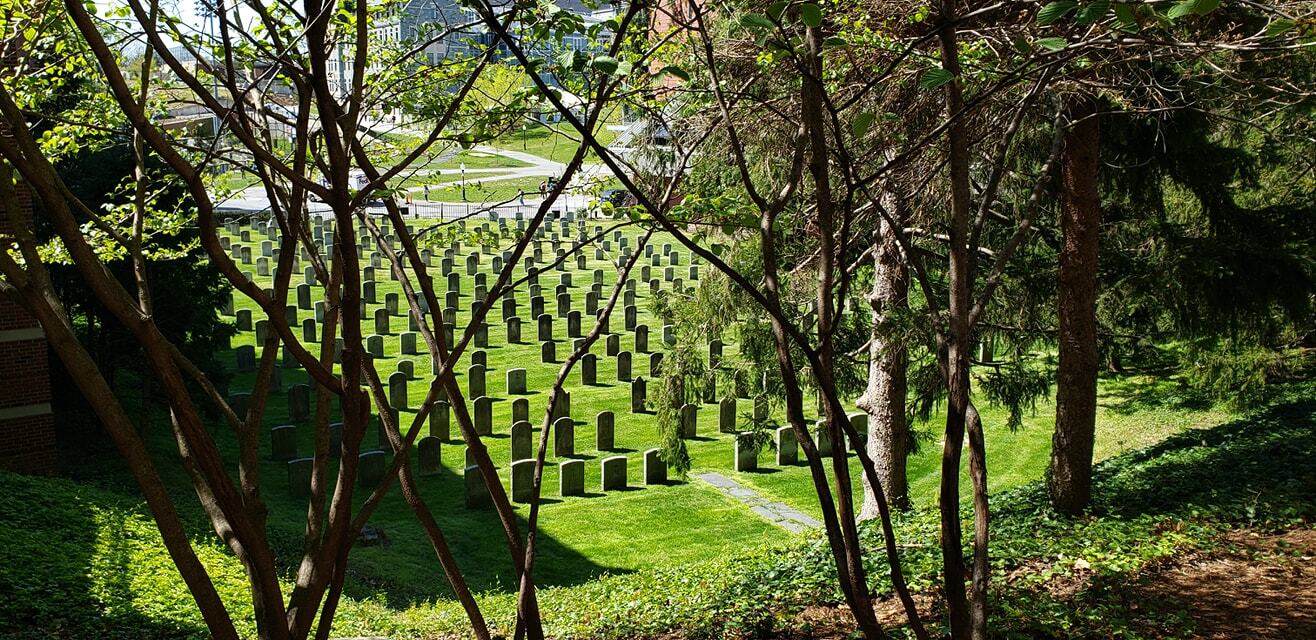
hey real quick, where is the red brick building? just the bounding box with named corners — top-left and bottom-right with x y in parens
top-left (0, 179), bottom-right (57, 475)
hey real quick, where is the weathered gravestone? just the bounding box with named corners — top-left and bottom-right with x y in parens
top-left (506, 368), bottom-right (528, 395)
top-left (814, 420), bottom-right (832, 457)
top-left (357, 450), bottom-right (386, 488)
top-left (559, 459), bottom-right (584, 497)
top-left (596, 411), bottom-right (615, 451)
top-left (473, 396), bottom-right (493, 435)
top-left (230, 392), bottom-right (252, 419)
top-left (631, 377), bottom-right (647, 413)
top-left (776, 426), bottom-right (798, 465)
top-left (468, 364), bottom-right (486, 398)
top-left (512, 398), bottom-right (529, 424)
top-left (567, 311), bottom-right (582, 338)
top-left (511, 459), bottom-right (535, 503)
top-left (235, 345), bottom-right (256, 372)
top-left (288, 384), bottom-right (310, 421)
top-left (601, 456), bottom-right (627, 491)
top-left (510, 421), bottom-right (533, 461)
top-left (643, 448), bottom-right (666, 485)
top-left (537, 314), bottom-right (554, 341)
top-left (719, 397), bottom-right (737, 433)
top-left (464, 465), bottom-right (491, 509)
top-left (847, 412), bottom-right (869, 451)
top-left (635, 324), bottom-right (649, 352)
top-left (581, 353), bottom-right (597, 385)
top-left (617, 351), bottom-right (632, 382)
top-left (553, 417), bottom-right (574, 457)
top-left (417, 436), bottom-right (442, 476)
top-left (429, 400), bottom-right (450, 440)
top-left (680, 403), bottom-right (698, 438)
top-left (734, 434), bottom-right (758, 472)
top-left (270, 425), bottom-right (298, 461)
top-left (388, 371), bottom-right (408, 410)
top-left (506, 316), bottom-right (523, 343)
top-left (287, 458), bottom-right (313, 497)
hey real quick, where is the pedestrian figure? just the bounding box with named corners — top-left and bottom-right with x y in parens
top-left (424, 185), bottom-right (430, 201)
top-left (539, 181), bottom-right (547, 197)
top-left (518, 189), bottom-right (526, 205)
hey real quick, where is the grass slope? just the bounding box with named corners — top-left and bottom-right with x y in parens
top-left (72, 219), bottom-right (1244, 607)
top-left (9, 380), bottom-right (1311, 639)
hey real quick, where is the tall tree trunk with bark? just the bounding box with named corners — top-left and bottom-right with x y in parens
top-left (1049, 96), bottom-right (1101, 516)
top-left (858, 214), bottom-right (911, 516)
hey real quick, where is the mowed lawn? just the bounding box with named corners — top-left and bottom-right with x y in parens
top-left (199, 217), bottom-right (1226, 606)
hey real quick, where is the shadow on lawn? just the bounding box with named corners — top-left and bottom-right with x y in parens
top-left (0, 471), bottom-right (209, 640)
top-left (1088, 395), bottom-right (1316, 521)
top-left (339, 458), bottom-right (632, 606)
top-left (1097, 372), bottom-right (1214, 416)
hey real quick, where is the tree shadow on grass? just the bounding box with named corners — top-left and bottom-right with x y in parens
top-left (338, 458), bottom-right (632, 607)
top-left (0, 471), bottom-right (213, 640)
top-left (1097, 373), bottom-right (1215, 416)
top-left (1009, 394), bottom-right (1316, 523)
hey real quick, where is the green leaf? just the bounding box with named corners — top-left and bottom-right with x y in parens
top-left (1075, 0), bottom-right (1110, 24)
top-left (616, 60), bottom-right (634, 76)
top-left (1036, 36), bottom-right (1069, 51)
top-left (1113, 3), bottom-right (1138, 27)
top-left (1037, 1), bottom-right (1078, 25)
top-left (918, 67), bottom-right (955, 90)
top-left (823, 36), bottom-right (848, 47)
top-left (1166, 1), bottom-right (1195, 18)
top-left (739, 13), bottom-right (775, 31)
top-left (1168, 0), bottom-right (1220, 17)
top-left (591, 55), bottom-right (619, 75)
top-left (657, 65), bottom-right (690, 81)
top-left (766, 1), bottom-right (788, 19)
top-left (556, 48), bottom-right (576, 70)
top-left (800, 3), bottom-right (822, 27)
top-left (852, 111), bottom-right (876, 139)
top-left (1266, 18), bottom-right (1297, 37)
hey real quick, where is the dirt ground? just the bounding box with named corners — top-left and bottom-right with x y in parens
top-left (764, 527), bottom-right (1316, 639)
top-left (1128, 528), bottom-right (1316, 639)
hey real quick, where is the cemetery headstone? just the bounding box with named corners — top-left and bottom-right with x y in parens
top-left (643, 448), bottom-right (667, 485)
top-left (601, 456), bottom-right (627, 491)
top-left (559, 459), bottom-right (584, 497)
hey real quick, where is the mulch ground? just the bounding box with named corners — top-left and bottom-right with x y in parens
top-left (742, 526), bottom-right (1316, 639)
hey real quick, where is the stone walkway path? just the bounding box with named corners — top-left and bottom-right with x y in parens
top-left (697, 472), bottom-right (821, 533)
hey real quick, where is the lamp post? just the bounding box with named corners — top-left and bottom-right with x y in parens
top-left (460, 162), bottom-right (466, 202)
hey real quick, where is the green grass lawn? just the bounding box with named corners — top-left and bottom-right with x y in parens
top-left (492, 122), bottom-right (619, 164)
top-left (60, 217), bottom-right (1238, 627)
top-left (213, 221), bottom-right (787, 602)
top-left (418, 175), bottom-right (549, 204)
top-left (207, 218), bottom-right (1233, 607)
top-left (426, 150), bottom-right (531, 171)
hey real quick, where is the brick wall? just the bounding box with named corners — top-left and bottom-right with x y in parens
top-left (0, 165), bottom-right (57, 475)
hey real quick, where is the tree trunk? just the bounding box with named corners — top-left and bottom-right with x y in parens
top-left (1049, 96), bottom-right (1101, 516)
top-left (858, 215), bottom-right (911, 516)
